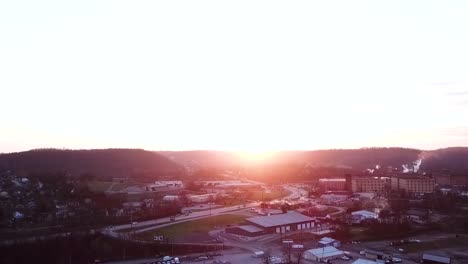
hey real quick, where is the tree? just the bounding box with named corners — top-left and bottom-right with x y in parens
top-left (262, 249), bottom-right (272, 264)
top-left (293, 246), bottom-right (307, 264)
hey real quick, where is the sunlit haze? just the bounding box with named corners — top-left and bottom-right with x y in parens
top-left (1, 1), bottom-right (468, 153)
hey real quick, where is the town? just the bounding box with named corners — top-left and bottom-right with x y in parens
top-left (2, 162), bottom-right (468, 264)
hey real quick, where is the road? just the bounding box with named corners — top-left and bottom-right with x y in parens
top-left (106, 184), bottom-right (308, 238)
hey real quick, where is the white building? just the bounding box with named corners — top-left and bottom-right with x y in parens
top-left (162, 195), bottom-right (179, 202)
top-left (303, 246), bottom-right (344, 262)
top-left (318, 237), bottom-right (341, 248)
top-left (351, 210), bottom-right (378, 224)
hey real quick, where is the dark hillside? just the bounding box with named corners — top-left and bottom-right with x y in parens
top-left (0, 149), bottom-right (184, 180)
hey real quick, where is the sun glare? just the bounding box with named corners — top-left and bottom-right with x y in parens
top-left (234, 150), bottom-right (276, 163)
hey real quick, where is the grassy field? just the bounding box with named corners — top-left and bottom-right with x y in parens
top-left (87, 181), bottom-right (114, 192)
top-left (250, 189), bottom-right (291, 201)
top-left (135, 214), bottom-right (247, 243)
top-left (400, 237), bottom-right (468, 253)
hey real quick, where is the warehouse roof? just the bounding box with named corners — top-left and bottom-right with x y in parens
top-left (237, 225), bottom-right (264, 233)
top-left (246, 212), bottom-right (314, 228)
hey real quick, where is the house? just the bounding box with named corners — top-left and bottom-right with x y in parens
top-left (318, 237), bottom-right (341, 248)
top-left (303, 246), bottom-right (344, 262)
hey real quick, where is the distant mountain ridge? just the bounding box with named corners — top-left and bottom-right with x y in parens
top-left (0, 149), bottom-right (184, 180)
top-left (160, 147), bottom-right (468, 175)
top-left (1, 147), bottom-right (467, 181)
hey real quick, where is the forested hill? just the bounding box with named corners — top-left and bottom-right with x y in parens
top-left (161, 148), bottom-right (422, 171)
top-left (420, 147), bottom-right (468, 174)
top-left (0, 149), bottom-right (184, 180)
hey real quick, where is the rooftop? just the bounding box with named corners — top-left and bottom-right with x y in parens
top-left (306, 246), bottom-right (343, 258)
top-left (237, 225), bottom-right (264, 233)
top-left (352, 259), bottom-right (379, 264)
top-left (319, 178), bottom-right (346, 182)
top-left (319, 237), bottom-right (337, 243)
top-left (246, 212), bottom-right (314, 228)
top-left (351, 210), bottom-right (378, 218)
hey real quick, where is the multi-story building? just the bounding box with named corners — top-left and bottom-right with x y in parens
top-left (391, 176), bottom-right (435, 193)
top-left (351, 177), bottom-right (390, 193)
top-left (318, 178), bottom-right (346, 191)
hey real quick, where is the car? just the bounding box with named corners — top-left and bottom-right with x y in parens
top-left (359, 251), bottom-right (365, 255)
top-left (392, 257), bottom-right (402, 263)
top-left (340, 256), bottom-right (350, 260)
top-left (398, 248), bottom-right (405, 252)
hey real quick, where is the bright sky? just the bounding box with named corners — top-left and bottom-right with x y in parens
top-left (1, 1), bottom-right (468, 153)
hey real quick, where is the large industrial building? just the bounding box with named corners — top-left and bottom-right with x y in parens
top-left (351, 177), bottom-right (390, 193)
top-left (245, 212), bottom-right (315, 234)
top-left (391, 176), bottom-right (435, 193)
top-left (318, 178), bottom-right (346, 191)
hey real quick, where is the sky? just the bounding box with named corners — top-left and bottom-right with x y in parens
top-left (1, 1), bottom-right (468, 153)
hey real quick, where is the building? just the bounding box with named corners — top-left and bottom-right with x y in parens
top-left (225, 225), bottom-right (266, 237)
top-left (318, 178), bottom-right (346, 191)
top-left (318, 237), bottom-right (341, 248)
top-left (432, 171), bottom-right (468, 186)
top-left (391, 176), bottom-right (435, 193)
top-left (162, 195), bottom-right (179, 202)
top-left (188, 193), bottom-right (216, 203)
top-left (351, 177), bottom-right (390, 193)
top-left (320, 194), bottom-right (348, 205)
top-left (303, 246), bottom-right (344, 262)
top-left (351, 210), bottom-right (378, 224)
top-left (422, 253), bottom-right (451, 264)
top-left (246, 211), bottom-right (315, 234)
top-left (352, 259), bottom-right (379, 264)
top-left (145, 181), bottom-right (184, 192)
top-left (405, 209), bottom-right (429, 223)
top-left (364, 249), bottom-right (391, 261)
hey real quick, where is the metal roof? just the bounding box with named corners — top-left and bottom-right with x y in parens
top-left (351, 210), bottom-right (378, 218)
top-left (352, 259), bottom-right (379, 264)
top-left (306, 246), bottom-right (344, 258)
top-left (237, 225), bottom-right (264, 233)
top-left (422, 253), bottom-right (450, 263)
top-left (319, 237), bottom-right (336, 244)
top-left (246, 212), bottom-right (314, 228)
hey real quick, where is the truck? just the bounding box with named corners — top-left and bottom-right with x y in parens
top-left (253, 251), bottom-right (265, 258)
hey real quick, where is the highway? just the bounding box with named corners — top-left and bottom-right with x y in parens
top-left (105, 184), bottom-right (307, 238)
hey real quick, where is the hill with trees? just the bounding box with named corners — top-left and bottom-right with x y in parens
top-left (420, 147), bottom-right (468, 174)
top-left (0, 149), bottom-right (184, 180)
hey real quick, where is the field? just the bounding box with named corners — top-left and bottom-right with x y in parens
top-left (135, 214), bottom-right (246, 243)
top-left (87, 181), bottom-right (114, 192)
top-left (249, 189), bottom-right (291, 201)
